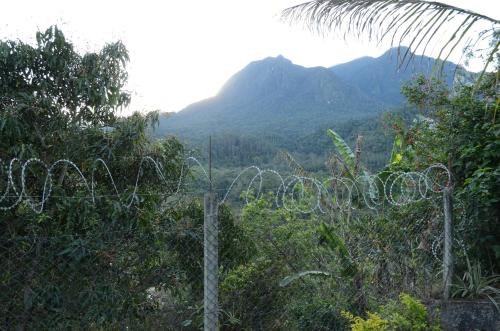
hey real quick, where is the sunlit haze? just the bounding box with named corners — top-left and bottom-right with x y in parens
top-left (1, 0), bottom-right (498, 114)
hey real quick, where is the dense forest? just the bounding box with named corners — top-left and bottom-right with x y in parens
top-left (0, 1), bottom-right (499, 329)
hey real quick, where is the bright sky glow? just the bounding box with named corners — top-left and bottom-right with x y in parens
top-left (1, 0), bottom-right (498, 114)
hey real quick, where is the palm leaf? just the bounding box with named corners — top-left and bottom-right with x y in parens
top-left (282, 0), bottom-right (499, 73)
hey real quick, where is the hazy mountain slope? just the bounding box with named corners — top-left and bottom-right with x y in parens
top-left (157, 55), bottom-right (384, 139)
top-left (155, 48), bottom-right (460, 170)
top-left (330, 47), bottom-right (456, 105)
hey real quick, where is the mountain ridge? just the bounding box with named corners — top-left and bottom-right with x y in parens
top-left (157, 54), bottom-right (386, 139)
top-left (154, 47), bottom-right (459, 170)
top-left (156, 47), bottom-right (458, 142)
top-left (330, 47), bottom-right (456, 104)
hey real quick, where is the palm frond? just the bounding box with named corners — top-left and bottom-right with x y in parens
top-left (282, 0), bottom-right (499, 71)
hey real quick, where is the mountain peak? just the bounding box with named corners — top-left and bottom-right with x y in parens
top-left (217, 54), bottom-right (301, 98)
top-left (382, 46), bottom-right (411, 56)
top-left (261, 54), bottom-right (292, 64)
top-left (330, 46), bottom-right (455, 105)
top-left (160, 52), bottom-right (380, 138)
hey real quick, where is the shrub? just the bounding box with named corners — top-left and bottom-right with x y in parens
top-left (343, 293), bottom-right (441, 331)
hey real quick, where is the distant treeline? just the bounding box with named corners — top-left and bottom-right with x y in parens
top-left (164, 108), bottom-right (415, 174)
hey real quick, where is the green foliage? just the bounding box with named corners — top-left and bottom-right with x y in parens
top-left (327, 128), bottom-right (356, 174)
top-left (343, 294), bottom-right (441, 331)
top-left (0, 26), bottom-right (129, 138)
top-left (452, 258), bottom-right (500, 310)
top-left (401, 75), bottom-right (450, 111)
top-left (166, 200), bottom-right (253, 299)
top-left (289, 297), bottom-right (349, 330)
top-left (383, 293), bottom-right (440, 331)
top-left (0, 27), bottom-right (205, 330)
top-left (2, 20), bottom-right (497, 330)
top-left (319, 223), bottom-right (357, 278)
top-left (400, 71), bottom-right (500, 273)
top-left (219, 194), bottom-right (345, 329)
top-left (342, 311), bottom-right (389, 331)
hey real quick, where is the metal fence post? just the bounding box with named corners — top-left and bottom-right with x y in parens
top-left (204, 192), bottom-right (218, 330)
top-left (443, 186), bottom-right (453, 300)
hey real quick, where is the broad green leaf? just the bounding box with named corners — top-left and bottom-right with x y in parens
top-left (327, 128), bottom-right (355, 173)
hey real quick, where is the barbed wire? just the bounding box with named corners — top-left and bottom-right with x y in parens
top-left (0, 156), bottom-right (457, 330)
top-left (1, 157), bottom-right (451, 214)
top-left (222, 163), bottom-right (451, 214)
top-left (0, 156), bottom-right (197, 213)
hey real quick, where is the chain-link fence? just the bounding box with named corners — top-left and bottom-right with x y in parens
top-left (0, 219), bottom-right (207, 330)
top-left (214, 163), bottom-right (456, 330)
top-left (1, 158), bottom-right (455, 330)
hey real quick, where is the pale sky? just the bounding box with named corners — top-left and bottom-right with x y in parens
top-left (1, 0), bottom-right (498, 114)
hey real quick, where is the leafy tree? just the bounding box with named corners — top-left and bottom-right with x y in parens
top-left (399, 71), bottom-right (500, 273)
top-left (0, 27), bottom-right (191, 329)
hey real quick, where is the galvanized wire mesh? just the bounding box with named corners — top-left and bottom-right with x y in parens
top-left (0, 226), bottom-right (206, 330)
top-left (1, 157), bottom-right (456, 330)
